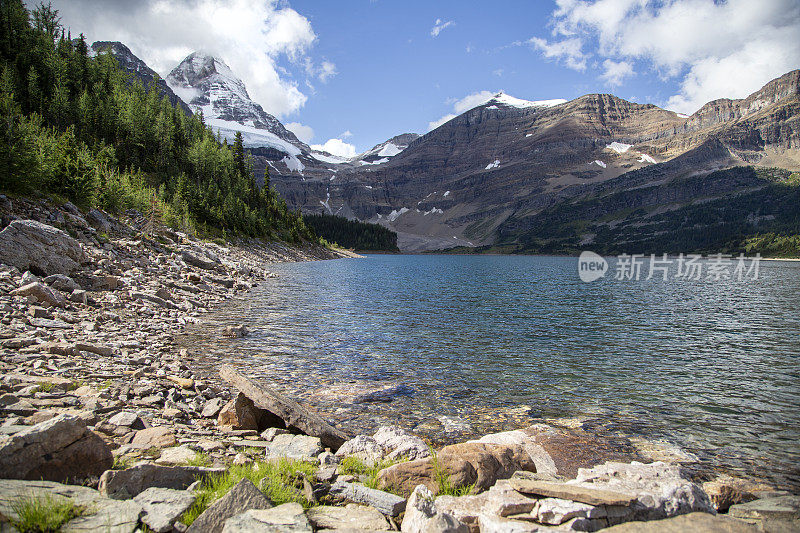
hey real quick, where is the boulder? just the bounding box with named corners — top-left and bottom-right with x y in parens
top-left (307, 503), bottom-right (392, 531)
top-left (109, 411), bottom-right (146, 430)
top-left (131, 426), bottom-right (178, 449)
top-left (99, 463), bottom-right (225, 499)
top-left (156, 445), bottom-right (199, 465)
top-left (374, 426), bottom-right (431, 461)
top-left (86, 208), bottom-right (112, 232)
top-left (377, 442), bottom-right (536, 497)
top-left (218, 393), bottom-right (265, 431)
top-left (44, 273), bottom-right (80, 292)
top-left (601, 512), bottom-right (759, 532)
top-left (220, 365), bottom-right (349, 450)
top-left (509, 479), bottom-right (636, 506)
top-left (11, 281), bottom-right (66, 307)
top-left (434, 480), bottom-right (540, 533)
top-left (0, 413), bottom-right (112, 483)
top-left (702, 476), bottom-right (766, 512)
top-left (336, 435), bottom-right (386, 465)
top-left (567, 461), bottom-right (715, 526)
top-left (264, 433), bottom-right (323, 461)
top-left (187, 478), bottom-right (272, 533)
top-left (134, 487), bottom-right (197, 533)
top-left (728, 495), bottom-right (800, 531)
top-left (0, 479), bottom-right (142, 533)
top-left (0, 220), bottom-right (86, 275)
top-left (329, 480), bottom-right (407, 516)
top-left (222, 503), bottom-right (311, 533)
top-left (402, 485), bottom-right (469, 533)
top-left (182, 250), bottom-right (220, 270)
top-left (223, 325), bottom-right (249, 338)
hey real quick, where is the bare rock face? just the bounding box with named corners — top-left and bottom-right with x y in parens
top-left (99, 463), bottom-right (225, 499)
top-left (0, 413), bottom-right (112, 483)
top-left (0, 220), bottom-right (86, 275)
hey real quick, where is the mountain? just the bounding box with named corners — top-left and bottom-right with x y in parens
top-left (353, 133), bottom-right (421, 164)
top-left (90, 41), bottom-right (191, 115)
top-left (268, 72), bottom-right (800, 251)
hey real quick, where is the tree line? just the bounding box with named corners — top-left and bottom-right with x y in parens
top-left (0, 1), bottom-right (314, 242)
top-left (303, 213), bottom-right (399, 252)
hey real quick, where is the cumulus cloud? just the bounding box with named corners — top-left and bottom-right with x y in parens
top-left (311, 138), bottom-right (357, 158)
top-left (285, 122), bottom-right (314, 143)
top-left (600, 59), bottom-right (633, 87)
top-left (428, 90), bottom-right (497, 130)
top-left (528, 37), bottom-right (587, 71)
top-left (531, 0), bottom-right (800, 113)
top-left (431, 18), bottom-right (455, 37)
top-left (38, 0), bottom-right (336, 118)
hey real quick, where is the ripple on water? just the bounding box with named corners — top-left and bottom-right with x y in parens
top-left (181, 254), bottom-right (800, 492)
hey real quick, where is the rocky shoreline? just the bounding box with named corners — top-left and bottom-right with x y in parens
top-left (0, 195), bottom-right (797, 532)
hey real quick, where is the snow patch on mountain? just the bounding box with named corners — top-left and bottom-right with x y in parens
top-left (310, 151), bottom-right (349, 164)
top-left (606, 142), bottom-right (632, 154)
top-left (485, 160), bottom-right (500, 170)
top-left (593, 160), bottom-right (607, 168)
top-left (378, 143), bottom-right (403, 157)
top-left (489, 92), bottom-right (567, 109)
top-left (638, 153), bottom-right (657, 164)
top-left (386, 207), bottom-right (409, 222)
top-left (282, 155), bottom-right (304, 173)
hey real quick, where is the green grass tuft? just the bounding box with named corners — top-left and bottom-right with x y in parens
top-left (10, 495), bottom-right (84, 533)
top-left (429, 446), bottom-right (475, 497)
top-left (185, 452), bottom-right (211, 467)
top-left (181, 459), bottom-right (317, 526)
top-left (338, 456), bottom-right (399, 490)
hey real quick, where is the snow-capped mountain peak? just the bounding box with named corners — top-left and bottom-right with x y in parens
top-left (487, 92), bottom-right (567, 109)
top-left (166, 52), bottom-right (305, 156)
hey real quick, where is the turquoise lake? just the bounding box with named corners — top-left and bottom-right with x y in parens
top-left (185, 254), bottom-right (800, 491)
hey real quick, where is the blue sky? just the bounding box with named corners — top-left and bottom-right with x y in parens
top-left (47, 0), bottom-right (800, 156)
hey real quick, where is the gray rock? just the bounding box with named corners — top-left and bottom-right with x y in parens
top-left (156, 445), bottom-right (199, 465)
top-left (109, 411), bottom-right (145, 429)
top-left (0, 220), bottom-right (87, 275)
top-left (222, 503), bottom-right (312, 533)
top-left (265, 434), bottom-right (323, 461)
top-left (134, 487), bottom-right (196, 533)
top-left (601, 512), bottom-right (760, 532)
top-left (336, 435), bottom-right (385, 465)
top-left (353, 384), bottom-right (413, 403)
top-left (98, 463), bottom-right (225, 499)
top-left (187, 478), bottom-right (272, 533)
top-left (262, 427), bottom-right (291, 441)
top-left (728, 495), bottom-right (800, 531)
top-left (570, 461), bottom-right (714, 524)
top-left (374, 426), bottom-right (431, 461)
top-left (44, 273), bottom-right (80, 292)
top-left (86, 208), bottom-right (112, 233)
top-left (330, 480), bottom-right (406, 516)
top-left (182, 250), bottom-right (220, 270)
top-left (201, 397), bottom-right (226, 418)
top-left (0, 479), bottom-right (142, 533)
top-left (307, 504), bottom-right (391, 531)
top-left (11, 281), bottom-right (66, 307)
top-left (402, 485), bottom-right (468, 533)
top-left (0, 413), bottom-right (112, 483)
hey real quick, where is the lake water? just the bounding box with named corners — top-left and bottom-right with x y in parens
top-left (184, 254), bottom-right (800, 490)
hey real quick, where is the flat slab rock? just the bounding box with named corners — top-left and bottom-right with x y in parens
top-left (306, 504), bottom-right (391, 531)
top-left (219, 365), bottom-right (348, 450)
top-left (222, 502), bottom-right (312, 533)
top-left (0, 479), bottom-right (142, 533)
top-left (99, 463), bottom-right (225, 499)
top-left (601, 511), bottom-right (759, 532)
top-left (509, 478), bottom-right (636, 506)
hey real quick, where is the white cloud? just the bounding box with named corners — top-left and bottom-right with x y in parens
top-left (311, 138), bottom-right (357, 158)
top-left (600, 59), bottom-right (633, 86)
top-left (431, 18), bottom-right (455, 37)
top-left (492, 69), bottom-right (504, 77)
top-left (528, 37), bottom-right (587, 71)
top-left (540, 0), bottom-right (800, 113)
top-left (340, 130), bottom-right (353, 138)
top-left (43, 0), bottom-right (336, 118)
top-left (285, 122), bottom-right (314, 143)
top-left (429, 90), bottom-right (497, 130)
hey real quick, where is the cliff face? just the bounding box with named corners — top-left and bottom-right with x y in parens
top-left (90, 41), bottom-right (192, 115)
top-left (268, 72), bottom-right (800, 251)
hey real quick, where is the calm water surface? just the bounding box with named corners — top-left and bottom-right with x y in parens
top-left (185, 254), bottom-right (800, 490)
